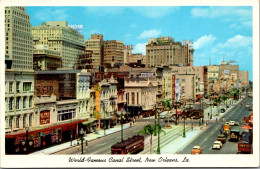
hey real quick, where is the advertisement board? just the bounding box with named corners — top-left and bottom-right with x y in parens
top-left (172, 75), bottom-right (175, 100)
top-left (40, 110), bottom-right (50, 125)
top-left (208, 66), bottom-right (219, 72)
top-left (224, 70), bottom-right (230, 74)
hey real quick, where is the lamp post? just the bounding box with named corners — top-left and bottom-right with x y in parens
top-left (183, 104), bottom-right (186, 138)
top-left (80, 128), bottom-right (84, 154)
top-left (25, 127), bottom-right (29, 152)
top-left (120, 108), bottom-right (124, 142)
top-left (156, 102), bottom-right (162, 154)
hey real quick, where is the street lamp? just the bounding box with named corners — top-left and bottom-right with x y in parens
top-left (183, 104), bottom-right (186, 138)
top-left (79, 128), bottom-right (84, 154)
top-left (120, 108), bottom-right (124, 142)
top-left (25, 127), bottom-right (29, 152)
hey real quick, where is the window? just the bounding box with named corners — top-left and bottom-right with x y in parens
top-left (23, 115), bottom-right (26, 128)
top-left (29, 96), bottom-right (33, 107)
top-left (16, 97), bottom-right (20, 109)
top-left (16, 81), bottom-right (20, 92)
top-left (23, 82), bottom-right (32, 92)
top-left (9, 97), bottom-right (14, 110)
top-left (9, 82), bottom-right (13, 92)
top-left (29, 114), bottom-right (32, 127)
top-left (137, 93), bottom-right (139, 105)
top-left (16, 117), bottom-right (19, 128)
top-left (23, 97), bottom-right (26, 109)
top-left (131, 92), bottom-right (135, 105)
top-left (9, 117), bottom-right (13, 129)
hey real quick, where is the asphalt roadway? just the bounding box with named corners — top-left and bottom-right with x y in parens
top-left (177, 96), bottom-right (253, 154)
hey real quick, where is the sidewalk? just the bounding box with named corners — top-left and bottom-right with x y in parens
top-left (30, 122), bottom-right (133, 155)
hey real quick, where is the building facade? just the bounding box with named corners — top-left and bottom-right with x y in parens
top-left (146, 36), bottom-right (194, 67)
top-left (33, 44), bottom-right (62, 70)
top-left (85, 34), bottom-right (104, 69)
top-left (32, 21), bottom-right (85, 68)
top-left (5, 7), bottom-right (33, 71)
top-left (103, 40), bottom-right (124, 66)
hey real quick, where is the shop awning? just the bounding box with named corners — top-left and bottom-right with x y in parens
top-left (5, 119), bottom-right (88, 138)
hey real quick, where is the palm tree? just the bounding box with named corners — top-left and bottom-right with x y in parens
top-left (154, 123), bottom-right (166, 154)
top-left (137, 124), bottom-right (157, 154)
top-left (161, 99), bottom-right (173, 126)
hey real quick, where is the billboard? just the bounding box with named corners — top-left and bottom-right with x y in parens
top-left (208, 66), bottom-right (219, 72)
top-left (40, 110), bottom-right (50, 125)
top-left (172, 75), bottom-right (176, 100)
top-left (224, 70), bottom-right (230, 74)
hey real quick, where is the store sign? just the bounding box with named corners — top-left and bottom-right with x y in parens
top-left (40, 130), bottom-right (53, 136)
top-left (208, 73), bottom-right (219, 78)
top-left (40, 110), bottom-right (50, 125)
top-left (124, 45), bottom-right (133, 50)
top-left (208, 66), bottom-right (219, 72)
top-left (172, 75), bottom-right (175, 100)
top-left (139, 72), bottom-right (155, 77)
top-left (224, 70), bottom-right (229, 74)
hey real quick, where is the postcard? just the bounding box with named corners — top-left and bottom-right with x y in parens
top-left (0, 0), bottom-right (259, 168)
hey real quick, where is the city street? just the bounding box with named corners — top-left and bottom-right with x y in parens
top-left (177, 96), bottom-right (252, 154)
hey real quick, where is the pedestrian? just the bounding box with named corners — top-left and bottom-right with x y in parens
top-left (130, 121), bottom-right (132, 127)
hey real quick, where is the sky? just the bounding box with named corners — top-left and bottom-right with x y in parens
top-left (26, 6), bottom-right (253, 81)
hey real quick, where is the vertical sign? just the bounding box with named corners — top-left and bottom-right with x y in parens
top-left (172, 75), bottom-right (175, 101)
top-left (94, 84), bottom-right (101, 119)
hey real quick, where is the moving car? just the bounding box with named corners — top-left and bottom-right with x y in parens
top-left (212, 141), bottom-right (223, 150)
top-left (234, 122), bottom-right (239, 126)
top-left (217, 134), bottom-right (227, 143)
top-left (246, 104), bottom-right (250, 108)
top-left (191, 146), bottom-right (202, 154)
top-left (229, 121), bottom-right (236, 126)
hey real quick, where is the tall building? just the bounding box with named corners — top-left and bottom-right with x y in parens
top-left (239, 71), bottom-right (249, 86)
top-left (5, 7), bottom-right (33, 71)
top-left (146, 36), bottom-right (194, 67)
top-left (123, 45), bottom-right (133, 64)
top-left (32, 21), bottom-right (85, 68)
top-left (85, 34), bottom-right (104, 69)
top-left (104, 40), bottom-right (124, 67)
top-left (5, 7), bottom-right (35, 133)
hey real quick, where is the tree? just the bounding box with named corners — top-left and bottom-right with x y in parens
top-left (161, 99), bottom-right (173, 126)
top-left (137, 124), bottom-right (157, 154)
top-left (154, 123), bottom-right (166, 154)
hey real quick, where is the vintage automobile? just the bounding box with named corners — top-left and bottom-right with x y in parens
top-left (212, 141), bottom-right (223, 150)
top-left (191, 146), bottom-right (202, 154)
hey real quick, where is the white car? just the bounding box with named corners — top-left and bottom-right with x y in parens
top-left (212, 141), bottom-right (223, 150)
top-left (229, 121), bottom-right (235, 126)
top-left (246, 104), bottom-right (250, 108)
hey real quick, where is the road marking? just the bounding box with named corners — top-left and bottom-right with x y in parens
top-left (209, 147), bottom-right (212, 150)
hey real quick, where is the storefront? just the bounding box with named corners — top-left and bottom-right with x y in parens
top-left (5, 119), bottom-right (87, 154)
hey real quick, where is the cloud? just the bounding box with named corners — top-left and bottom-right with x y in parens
top-left (34, 7), bottom-right (70, 21)
top-left (132, 6), bottom-right (180, 19)
top-left (191, 7), bottom-right (252, 29)
top-left (193, 34), bottom-right (216, 50)
top-left (132, 43), bottom-right (147, 55)
top-left (191, 7), bottom-right (251, 19)
top-left (138, 29), bottom-right (161, 39)
top-left (217, 35), bottom-right (252, 48)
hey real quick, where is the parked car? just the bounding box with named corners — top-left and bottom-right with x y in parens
top-left (217, 134), bottom-right (227, 143)
top-left (248, 107), bottom-right (253, 111)
top-left (212, 141), bottom-right (223, 150)
top-left (191, 146), bottom-right (202, 154)
top-left (229, 121), bottom-right (236, 126)
top-left (220, 108), bottom-right (226, 113)
top-left (234, 122), bottom-right (239, 126)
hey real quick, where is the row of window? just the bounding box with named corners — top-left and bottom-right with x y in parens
top-left (7, 96), bottom-right (33, 111)
top-left (6, 114), bottom-right (32, 129)
top-left (7, 81), bottom-right (32, 93)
